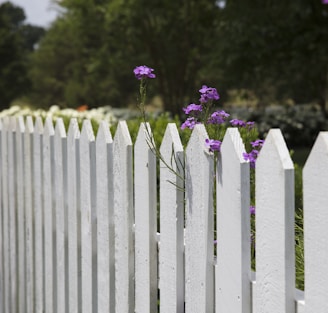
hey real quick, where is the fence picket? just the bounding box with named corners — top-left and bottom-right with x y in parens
top-left (159, 123), bottom-right (184, 313)
top-left (24, 116), bottom-right (34, 313)
top-left (113, 121), bottom-right (134, 313)
top-left (95, 121), bottom-right (115, 313)
top-left (16, 117), bottom-right (25, 313)
top-left (134, 123), bottom-right (158, 313)
top-left (185, 124), bottom-right (214, 313)
top-left (80, 120), bottom-right (97, 313)
top-left (33, 117), bottom-right (44, 313)
top-left (43, 117), bottom-right (56, 313)
top-left (303, 132), bottom-right (328, 313)
top-left (3, 117), bottom-right (328, 312)
top-left (255, 129), bottom-right (295, 313)
top-left (1, 117), bottom-right (10, 313)
top-left (0, 119), bottom-right (3, 313)
top-left (8, 117), bottom-right (17, 313)
top-left (67, 118), bottom-right (81, 313)
top-left (216, 128), bottom-right (251, 313)
top-left (54, 119), bottom-right (68, 313)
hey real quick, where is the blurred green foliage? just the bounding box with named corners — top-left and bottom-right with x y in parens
top-left (251, 104), bottom-right (328, 147)
top-left (1, 0), bottom-right (328, 118)
top-left (0, 2), bottom-right (44, 109)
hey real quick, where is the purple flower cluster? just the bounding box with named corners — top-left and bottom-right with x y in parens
top-left (183, 103), bottom-right (202, 115)
top-left (251, 139), bottom-right (264, 148)
top-left (250, 206), bottom-right (256, 215)
top-left (208, 110), bottom-right (230, 125)
top-left (230, 119), bottom-right (246, 127)
top-left (243, 150), bottom-right (259, 168)
top-left (322, 0), bottom-right (328, 4)
top-left (199, 85), bottom-right (220, 104)
top-left (243, 139), bottom-right (265, 168)
top-left (181, 84), bottom-right (263, 160)
top-left (181, 85), bottom-right (222, 130)
top-left (205, 139), bottom-right (222, 152)
top-left (133, 65), bottom-right (156, 80)
top-left (230, 119), bottom-right (255, 129)
top-left (181, 117), bottom-right (199, 130)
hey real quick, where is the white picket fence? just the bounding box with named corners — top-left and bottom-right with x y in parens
top-left (0, 116), bottom-right (327, 313)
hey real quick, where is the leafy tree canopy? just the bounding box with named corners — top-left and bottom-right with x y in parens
top-left (7, 0), bottom-right (328, 114)
top-left (0, 1), bottom-right (45, 109)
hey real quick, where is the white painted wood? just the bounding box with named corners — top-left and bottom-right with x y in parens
top-left (8, 117), bottom-right (17, 313)
top-left (216, 128), bottom-right (251, 313)
top-left (15, 117), bottom-right (25, 313)
top-left (185, 124), bottom-right (214, 313)
top-left (295, 289), bottom-right (305, 313)
top-left (134, 123), bottom-right (158, 313)
top-left (1, 117), bottom-right (10, 313)
top-left (43, 117), bottom-right (55, 313)
top-left (159, 123), bottom-right (184, 313)
top-left (1, 119), bottom-right (323, 313)
top-left (95, 121), bottom-right (115, 313)
top-left (303, 131), bottom-right (328, 313)
top-left (80, 120), bottom-right (97, 313)
top-left (255, 129), bottom-right (295, 313)
top-left (113, 121), bottom-right (134, 313)
top-left (33, 117), bottom-right (44, 313)
top-left (54, 119), bottom-right (68, 313)
top-left (0, 119), bottom-right (3, 313)
top-left (67, 118), bottom-right (81, 313)
top-left (24, 116), bottom-right (34, 313)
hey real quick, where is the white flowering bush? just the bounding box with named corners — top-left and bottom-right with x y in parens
top-left (0, 105), bottom-right (117, 130)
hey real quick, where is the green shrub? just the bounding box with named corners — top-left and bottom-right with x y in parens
top-left (251, 104), bottom-right (328, 148)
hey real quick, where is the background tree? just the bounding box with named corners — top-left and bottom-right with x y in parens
top-left (30, 0), bottom-right (140, 108)
top-left (29, 0), bottom-right (220, 114)
top-left (6, 0), bottom-right (328, 115)
top-left (126, 0), bottom-right (220, 115)
top-left (210, 0), bottom-right (328, 112)
top-left (0, 2), bottom-right (44, 109)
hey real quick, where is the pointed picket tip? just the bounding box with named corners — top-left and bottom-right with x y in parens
top-left (304, 131), bottom-right (328, 172)
top-left (135, 122), bottom-right (153, 147)
top-left (114, 121), bottom-right (132, 146)
top-left (43, 116), bottom-right (55, 136)
top-left (2, 116), bottom-right (9, 128)
top-left (160, 123), bottom-right (183, 156)
top-left (257, 129), bottom-right (293, 170)
top-left (303, 132), bottom-right (328, 312)
top-left (81, 119), bottom-right (95, 142)
top-left (16, 116), bottom-right (25, 134)
top-left (25, 116), bottom-right (34, 134)
top-left (9, 116), bottom-right (17, 131)
top-left (96, 121), bottom-right (112, 144)
top-left (67, 118), bottom-right (80, 139)
top-left (221, 128), bottom-right (247, 163)
top-left (34, 116), bottom-right (44, 134)
top-left (55, 118), bottom-right (66, 138)
top-left (186, 124), bottom-right (209, 155)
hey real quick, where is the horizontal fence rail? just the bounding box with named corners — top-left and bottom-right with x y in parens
top-left (0, 116), bottom-right (326, 313)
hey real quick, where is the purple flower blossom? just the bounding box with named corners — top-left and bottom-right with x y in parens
top-left (181, 117), bottom-right (199, 130)
top-left (246, 121), bottom-right (255, 129)
top-left (183, 103), bottom-right (203, 115)
top-left (199, 85), bottom-right (220, 103)
top-left (251, 139), bottom-right (265, 148)
top-left (250, 206), bottom-right (256, 215)
top-left (243, 149), bottom-right (259, 168)
top-left (322, 0), bottom-right (328, 4)
top-left (230, 119), bottom-right (246, 127)
top-left (133, 65), bottom-right (156, 80)
top-left (208, 110), bottom-right (230, 125)
top-left (205, 139), bottom-right (222, 152)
